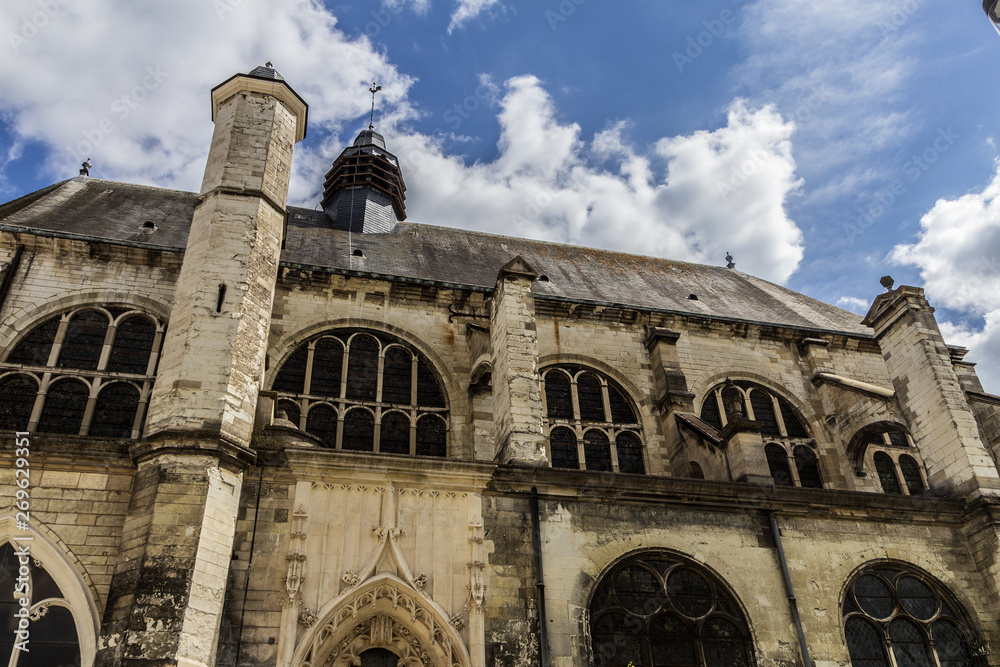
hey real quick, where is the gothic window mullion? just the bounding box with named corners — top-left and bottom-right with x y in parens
top-left (742, 388), bottom-right (756, 421)
top-left (26, 371), bottom-right (52, 431)
top-left (47, 315), bottom-right (72, 367)
top-left (409, 409), bottom-right (417, 456)
top-left (609, 430), bottom-right (620, 473)
top-left (303, 341), bottom-right (317, 395)
top-left (80, 378), bottom-right (99, 436)
top-left (786, 448), bottom-right (802, 487)
top-left (336, 405), bottom-right (345, 449)
top-left (409, 356), bottom-right (418, 405)
top-left (570, 376), bottom-right (581, 422)
top-left (339, 340), bottom-right (349, 399)
top-left (96, 322), bottom-right (116, 371)
top-left (143, 327), bottom-right (164, 376)
top-left (373, 407), bottom-right (382, 453)
top-left (600, 381), bottom-right (612, 424)
top-left (771, 394), bottom-right (788, 437)
top-left (714, 390), bottom-right (727, 427)
top-left (575, 425), bottom-right (585, 470)
top-left (132, 383), bottom-right (150, 438)
top-left (375, 351), bottom-right (385, 404)
top-left (892, 457), bottom-right (911, 496)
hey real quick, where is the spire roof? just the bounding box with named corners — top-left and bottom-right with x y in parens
top-left (248, 62), bottom-right (284, 81)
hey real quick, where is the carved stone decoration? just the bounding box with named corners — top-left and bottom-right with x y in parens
top-left (412, 574), bottom-right (427, 591)
top-left (299, 608), bottom-right (319, 627)
top-left (449, 614), bottom-right (465, 631)
top-left (285, 507), bottom-right (309, 606)
top-left (29, 604), bottom-right (49, 622)
top-left (342, 570), bottom-right (361, 588)
top-left (328, 613), bottom-right (433, 667)
top-left (465, 522), bottom-right (486, 613)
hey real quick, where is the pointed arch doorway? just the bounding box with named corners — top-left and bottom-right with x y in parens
top-left (361, 648), bottom-right (401, 666)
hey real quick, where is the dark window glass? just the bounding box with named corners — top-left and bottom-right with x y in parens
top-left (766, 444), bottom-right (793, 486)
top-left (578, 373), bottom-right (606, 421)
top-left (57, 310), bottom-right (108, 371)
top-left (381, 347), bottom-right (412, 405)
top-left (690, 462), bottom-right (705, 479)
top-left (591, 553), bottom-right (753, 667)
top-left (360, 648), bottom-right (402, 667)
top-left (887, 430), bottom-right (909, 447)
top-left (346, 335), bottom-right (379, 401)
top-left (855, 574), bottom-right (895, 619)
top-left (416, 359), bottom-right (445, 407)
top-left (0, 374), bottom-right (37, 431)
top-left (37, 380), bottom-right (89, 435)
top-left (667, 569), bottom-right (713, 618)
top-left (874, 452), bottom-right (902, 495)
top-left (544, 371), bottom-right (573, 419)
top-left (616, 432), bottom-right (645, 474)
top-left (107, 316), bottom-right (156, 374)
top-left (380, 412), bottom-right (411, 455)
top-left (888, 618), bottom-right (932, 667)
top-left (931, 620), bottom-right (973, 667)
top-left (584, 430), bottom-right (612, 472)
top-left (6, 317), bottom-right (59, 366)
top-left (749, 390), bottom-right (780, 436)
top-left (898, 455), bottom-right (925, 495)
top-left (845, 617), bottom-right (890, 667)
top-left (273, 346), bottom-right (309, 394)
top-left (609, 385), bottom-right (637, 424)
top-left (700, 394), bottom-right (722, 429)
top-left (794, 445), bottom-right (823, 489)
top-left (311, 338), bottom-right (344, 397)
top-left (648, 615), bottom-right (697, 667)
top-left (592, 613), bottom-right (643, 667)
top-left (778, 396), bottom-right (809, 437)
top-left (89, 383), bottom-right (139, 438)
top-left (343, 408), bottom-right (375, 451)
top-left (897, 577), bottom-right (936, 621)
top-left (19, 605), bottom-right (80, 667)
top-left (277, 399), bottom-right (300, 427)
top-left (550, 427), bottom-right (579, 469)
top-left (415, 414), bottom-right (446, 457)
top-left (305, 404), bottom-right (338, 447)
top-left (701, 618), bottom-right (751, 667)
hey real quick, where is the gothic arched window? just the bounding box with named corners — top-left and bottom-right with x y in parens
top-left (541, 365), bottom-right (645, 474)
top-left (0, 543), bottom-right (81, 665)
top-left (590, 552), bottom-right (754, 666)
top-left (700, 381), bottom-right (820, 488)
top-left (856, 425), bottom-right (928, 496)
top-left (0, 307), bottom-right (163, 437)
top-left (271, 329), bottom-right (449, 456)
top-left (843, 563), bottom-right (981, 667)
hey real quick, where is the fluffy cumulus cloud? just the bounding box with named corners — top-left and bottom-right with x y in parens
top-left (836, 296), bottom-right (870, 313)
top-left (0, 0), bottom-right (414, 192)
top-left (890, 164), bottom-right (1000, 390)
top-left (448, 0), bottom-right (502, 33)
top-left (0, 2), bottom-right (805, 284)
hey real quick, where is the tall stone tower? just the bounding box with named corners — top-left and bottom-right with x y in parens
top-left (95, 64), bottom-right (307, 667)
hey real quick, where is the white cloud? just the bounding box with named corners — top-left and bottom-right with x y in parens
top-left (890, 163), bottom-right (1000, 391)
top-left (0, 3), bottom-right (805, 284)
top-left (350, 82), bottom-right (804, 283)
top-left (837, 296), bottom-right (870, 313)
top-left (448, 0), bottom-right (502, 33)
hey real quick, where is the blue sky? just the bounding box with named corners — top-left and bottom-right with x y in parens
top-left (3, 0), bottom-right (1000, 389)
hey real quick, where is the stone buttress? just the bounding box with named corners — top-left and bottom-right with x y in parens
top-left (94, 65), bottom-right (307, 667)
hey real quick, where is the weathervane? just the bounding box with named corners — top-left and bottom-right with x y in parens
top-left (726, 252), bottom-right (735, 269)
top-left (368, 81), bottom-right (382, 130)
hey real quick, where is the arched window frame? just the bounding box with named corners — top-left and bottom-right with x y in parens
top-left (0, 518), bottom-right (99, 667)
top-left (271, 329), bottom-right (450, 456)
top-left (700, 381), bottom-right (821, 488)
top-left (540, 365), bottom-right (645, 474)
top-left (588, 550), bottom-right (756, 666)
top-left (842, 562), bottom-right (985, 666)
top-left (864, 443), bottom-right (930, 496)
top-left (0, 307), bottom-right (164, 438)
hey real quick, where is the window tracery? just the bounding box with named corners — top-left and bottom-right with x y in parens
top-left (271, 329), bottom-right (448, 456)
top-left (857, 426), bottom-right (927, 496)
top-left (541, 365), bottom-right (645, 474)
top-left (590, 552), bottom-right (754, 666)
top-left (843, 563), bottom-right (981, 666)
top-left (0, 307), bottom-right (163, 437)
top-left (700, 381), bottom-right (821, 488)
top-left (0, 543), bottom-right (81, 666)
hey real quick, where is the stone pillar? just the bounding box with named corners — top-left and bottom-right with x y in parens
top-left (96, 68), bottom-right (308, 667)
top-left (862, 285), bottom-right (1000, 499)
top-left (489, 256), bottom-right (547, 465)
top-left (644, 327), bottom-right (694, 476)
top-left (719, 417), bottom-right (770, 485)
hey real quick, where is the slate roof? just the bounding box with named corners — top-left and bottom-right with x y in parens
top-left (0, 177), bottom-right (870, 336)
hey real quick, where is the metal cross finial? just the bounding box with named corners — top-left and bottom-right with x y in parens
top-left (368, 81), bottom-right (382, 130)
top-left (726, 252), bottom-right (735, 269)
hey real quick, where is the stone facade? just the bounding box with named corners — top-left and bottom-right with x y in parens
top-left (1, 66), bottom-right (1000, 667)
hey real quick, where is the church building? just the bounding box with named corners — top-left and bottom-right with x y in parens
top-left (1, 64), bottom-right (1000, 667)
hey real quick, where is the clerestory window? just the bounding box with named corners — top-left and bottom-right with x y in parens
top-left (700, 381), bottom-right (821, 488)
top-left (858, 426), bottom-right (927, 496)
top-left (271, 329), bottom-right (448, 456)
top-left (541, 365), bottom-right (645, 474)
top-left (843, 563), bottom-right (981, 666)
top-left (0, 307), bottom-right (163, 437)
